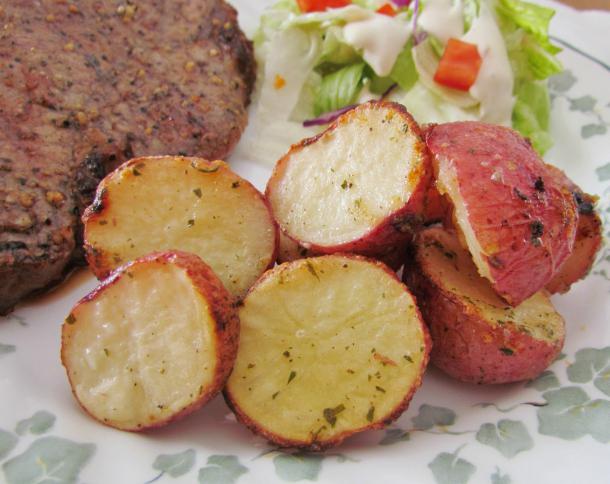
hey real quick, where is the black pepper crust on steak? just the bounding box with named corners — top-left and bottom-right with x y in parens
top-left (0, 0), bottom-right (256, 314)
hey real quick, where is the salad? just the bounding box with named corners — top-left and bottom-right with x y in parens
top-left (238, 0), bottom-right (562, 164)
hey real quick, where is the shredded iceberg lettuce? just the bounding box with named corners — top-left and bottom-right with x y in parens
top-left (249, 0), bottom-right (562, 163)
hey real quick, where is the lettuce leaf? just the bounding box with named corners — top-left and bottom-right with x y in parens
top-left (496, 0), bottom-right (558, 52)
top-left (254, 0), bottom-right (300, 47)
top-left (367, 71), bottom-right (395, 95)
top-left (496, 0), bottom-right (562, 81)
top-left (494, 0), bottom-right (562, 152)
top-left (512, 80), bottom-right (553, 154)
top-left (314, 63), bottom-right (366, 115)
top-left (462, 0), bottom-right (481, 32)
top-left (389, 39), bottom-right (418, 92)
top-left (319, 26), bottom-right (361, 66)
top-left (352, 0), bottom-right (385, 9)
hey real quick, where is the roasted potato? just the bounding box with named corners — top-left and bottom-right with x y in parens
top-left (543, 164), bottom-right (603, 293)
top-left (426, 122), bottom-right (578, 306)
top-left (83, 156), bottom-right (278, 298)
top-left (266, 101), bottom-right (431, 259)
top-left (225, 255), bottom-right (430, 450)
top-left (61, 251), bottom-right (239, 431)
top-left (404, 227), bottom-right (565, 384)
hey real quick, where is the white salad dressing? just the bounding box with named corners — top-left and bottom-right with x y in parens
top-left (462, 3), bottom-right (515, 125)
top-left (418, 0), bottom-right (464, 44)
top-left (343, 10), bottom-right (411, 77)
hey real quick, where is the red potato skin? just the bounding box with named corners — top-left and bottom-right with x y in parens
top-left (422, 182), bottom-right (451, 226)
top-left (425, 122), bottom-right (578, 306)
top-left (82, 156), bottom-right (279, 283)
top-left (61, 250), bottom-right (240, 431)
top-left (543, 164), bottom-right (603, 293)
top-left (278, 231), bottom-right (408, 271)
top-left (266, 102), bottom-right (433, 259)
top-left (224, 254), bottom-right (431, 450)
top-left (546, 197), bottom-right (602, 293)
top-left (403, 231), bottom-right (564, 384)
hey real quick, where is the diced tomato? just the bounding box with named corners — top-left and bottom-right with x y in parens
top-left (433, 38), bottom-right (483, 92)
top-left (376, 3), bottom-right (397, 16)
top-left (296, 0), bottom-right (351, 13)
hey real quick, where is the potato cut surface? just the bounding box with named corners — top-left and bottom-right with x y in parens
top-left (62, 252), bottom-right (238, 430)
top-left (83, 156), bottom-right (277, 297)
top-left (226, 255), bottom-right (430, 449)
top-left (416, 228), bottom-right (564, 342)
top-left (267, 101), bottom-right (429, 251)
top-left (405, 228), bottom-right (565, 384)
top-left (427, 122), bottom-right (577, 306)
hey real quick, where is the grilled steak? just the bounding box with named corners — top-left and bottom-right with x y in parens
top-left (0, 0), bottom-right (256, 314)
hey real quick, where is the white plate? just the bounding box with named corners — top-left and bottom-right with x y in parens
top-left (1, 2), bottom-right (609, 483)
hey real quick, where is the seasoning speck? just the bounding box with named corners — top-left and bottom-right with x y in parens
top-left (530, 220), bottom-right (544, 245)
top-left (323, 404), bottom-right (345, 427)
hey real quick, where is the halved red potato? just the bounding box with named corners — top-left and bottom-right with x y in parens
top-left (83, 156), bottom-right (278, 298)
top-left (266, 101), bottom-right (431, 258)
top-left (426, 122), bottom-right (578, 306)
top-left (225, 255), bottom-right (430, 450)
top-left (403, 227), bottom-right (565, 384)
top-left (61, 251), bottom-right (239, 431)
top-left (543, 164), bottom-right (603, 294)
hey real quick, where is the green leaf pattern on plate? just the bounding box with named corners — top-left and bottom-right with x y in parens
top-left (15, 411), bottom-right (56, 436)
top-left (273, 453), bottom-right (323, 482)
top-left (475, 420), bottom-right (534, 458)
top-left (525, 370), bottom-right (560, 391)
top-left (153, 449), bottom-right (196, 478)
top-left (379, 428), bottom-right (411, 446)
top-left (569, 95), bottom-right (596, 112)
top-left (537, 386), bottom-right (610, 442)
top-left (0, 343), bottom-right (16, 357)
top-left (596, 162), bottom-right (610, 182)
top-left (581, 124), bottom-right (607, 139)
top-left (428, 447), bottom-right (476, 484)
top-left (198, 455), bottom-right (248, 484)
top-left (2, 436), bottom-right (95, 484)
top-left (549, 69), bottom-right (609, 139)
top-left (412, 405), bottom-right (457, 430)
top-left (491, 467), bottom-right (512, 484)
top-left (567, 347), bottom-right (610, 396)
top-left (0, 430), bottom-right (17, 461)
top-left (548, 70), bottom-right (576, 92)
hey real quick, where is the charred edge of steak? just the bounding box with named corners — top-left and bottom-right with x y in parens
top-left (207, 1), bottom-right (256, 105)
top-left (0, 259), bottom-right (75, 316)
top-left (71, 150), bottom-right (118, 264)
top-left (0, 150), bottom-right (114, 315)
